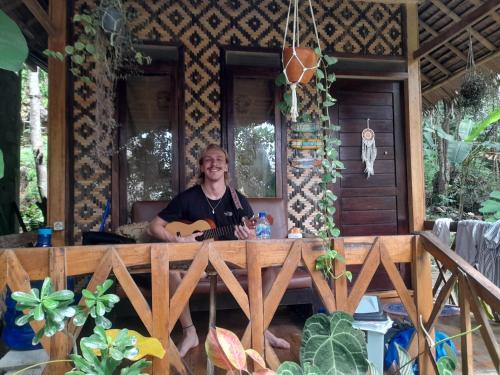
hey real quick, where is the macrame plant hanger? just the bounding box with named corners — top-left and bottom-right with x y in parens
top-left (361, 118), bottom-right (377, 178)
top-left (282, 0), bottom-right (321, 122)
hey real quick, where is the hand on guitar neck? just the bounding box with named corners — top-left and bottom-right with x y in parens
top-left (165, 215), bottom-right (259, 241)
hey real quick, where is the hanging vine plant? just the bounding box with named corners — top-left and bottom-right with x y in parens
top-left (276, 0), bottom-right (350, 281)
top-left (44, 0), bottom-right (150, 157)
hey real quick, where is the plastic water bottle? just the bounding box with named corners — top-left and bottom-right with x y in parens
top-left (255, 211), bottom-right (271, 239)
top-left (36, 227), bottom-right (53, 247)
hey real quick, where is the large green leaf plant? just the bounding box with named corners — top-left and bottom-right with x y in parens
top-left (277, 312), bottom-right (369, 375)
top-left (11, 278), bottom-right (151, 374)
top-left (0, 10), bottom-right (29, 180)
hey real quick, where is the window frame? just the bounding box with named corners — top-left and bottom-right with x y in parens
top-left (221, 64), bottom-right (286, 199)
top-left (112, 56), bottom-right (184, 228)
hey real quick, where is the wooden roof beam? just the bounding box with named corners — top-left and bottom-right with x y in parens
top-left (425, 55), bottom-right (451, 76)
top-left (428, 0), bottom-right (496, 51)
top-left (414, 0), bottom-right (499, 59)
top-left (468, 0), bottom-right (500, 24)
top-left (420, 20), bottom-right (467, 61)
top-left (422, 49), bottom-right (500, 94)
top-left (21, 0), bottom-right (55, 36)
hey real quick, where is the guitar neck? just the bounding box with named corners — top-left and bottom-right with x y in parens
top-left (200, 224), bottom-right (236, 241)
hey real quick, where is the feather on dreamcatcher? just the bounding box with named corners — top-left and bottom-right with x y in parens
top-left (361, 118), bottom-right (377, 178)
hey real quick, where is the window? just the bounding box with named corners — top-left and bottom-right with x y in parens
top-left (114, 46), bottom-right (183, 225)
top-left (223, 59), bottom-right (284, 198)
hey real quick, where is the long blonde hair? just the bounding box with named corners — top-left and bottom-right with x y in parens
top-left (197, 144), bottom-right (230, 184)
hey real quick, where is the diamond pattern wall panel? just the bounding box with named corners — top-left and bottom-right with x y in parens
top-left (72, 0), bottom-right (403, 240)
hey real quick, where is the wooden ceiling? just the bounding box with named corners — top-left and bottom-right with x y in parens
top-left (0, 0), bottom-right (498, 109)
top-left (418, 0), bottom-right (500, 108)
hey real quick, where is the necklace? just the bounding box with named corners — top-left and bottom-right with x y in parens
top-left (202, 187), bottom-right (225, 215)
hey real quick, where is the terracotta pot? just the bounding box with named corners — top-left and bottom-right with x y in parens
top-left (283, 47), bottom-right (318, 84)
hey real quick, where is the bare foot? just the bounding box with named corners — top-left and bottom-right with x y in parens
top-left (265, 330), bottom-right (290, 349)
top-left (179, 326), bottom-right (199, 357)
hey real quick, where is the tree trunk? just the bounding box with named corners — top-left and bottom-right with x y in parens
top-left (28, 67), bottom-right (47, 202)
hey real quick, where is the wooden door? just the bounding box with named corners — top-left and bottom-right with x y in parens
top-left (332, 80), bottom-right (409, 236)
top-left (331, 80), bottom-right (410, 290)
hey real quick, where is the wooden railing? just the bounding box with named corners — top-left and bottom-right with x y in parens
top-left (1, 234), bottom-right (499, 374)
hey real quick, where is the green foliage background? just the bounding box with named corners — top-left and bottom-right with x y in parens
top-left (19, 67), bottom-right (48, 231)
top-left (423, 75), bottom-right (499, 220)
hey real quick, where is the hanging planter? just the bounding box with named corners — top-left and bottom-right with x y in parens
top-left (281, 0), bottom-right (320, 122)
top-left (283, 47), bottom-right (318, 84)
top-left (459, 33), bottom-right (488, 112)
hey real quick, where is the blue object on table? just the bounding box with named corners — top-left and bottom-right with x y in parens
top-left (1, 282), bottom-right (43, 350)
top-left (35, 227), bottom-right (53, 247)
top-left (384, 327), bottom-right (457, 372)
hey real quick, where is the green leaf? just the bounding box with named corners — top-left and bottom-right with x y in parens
top-left (275, 72), bottom-right (287, 87)
top-left (15, 312), bottom-right (34, 326)
top-left (82, 289), bottom-right (96, 300)
top-left (96, 301), bottom-right (105, 316)
top-left (277, 361), bottom-right (304, 374)
top-left (32, 329), bottom-right (44, 345)
top-left (323, 55), bottom-right (337, 66)
top-left (33, 304), bottom-right (44, 321)
top-left (327, 73), bottom-right (336, 82)
top-left (85, 44), bottom-right (96, 54)
top-left (42, 298), bottom-right (58, 310)
top-left (64, 46), bottom-right (74, 55)
top-left (99, 294), bottom-right (120, 304)
top-left (0, 10), bottom-right (28, 72)
top-left (71, 54), bottom-right (85, 65)
top-left (395, 343), bottom-right (415, 375)
top-left (120, 359), bottom-right (152, 375)
top-left (12, 291), bottom-right (39, 305)
top-left (345, 271), bottom-right (353, 282)
top-left (447, 140), bottom-right (473, 165)
top-left (110, 347), bottom-right (124, 361)
top-left (40, 278), bottom-right (53, 299)
top-left (315, 69), bottom-right (324, 79)
top-left (316, 82), bottom-right (325, 91)
top-left (300, 312), bottom-right (368, 374)
top-left (55, 52), bottom-right (64, 61)
top-left (465, 108), bottom-right (500, 141)
top-left (74, 41), bottom-right (85, 51)
top-left (323, 100), bottom-right (335, 107)
top-left (50, 290), bottom-right (74, 301)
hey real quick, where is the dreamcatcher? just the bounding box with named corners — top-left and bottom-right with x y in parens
top-left (282, 0), bottom-right (321, 122)
top-left (361, 118), bottom-right (377, 178)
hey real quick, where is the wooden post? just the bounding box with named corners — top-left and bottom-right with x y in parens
top-left (46, 247), bottom-right (71, 374)
top-left (404, 3), bottom-right (425, 232)
top-left (412, 236), bottom-right (435, 374)
top-left (458, 272), bottom-right (474, 374)
top-left (151, 245), bottom-right (170, 374)
top-left (47, 0), bottom-right (68, 245)
top-left (247, 241), bottom-right (264, 358)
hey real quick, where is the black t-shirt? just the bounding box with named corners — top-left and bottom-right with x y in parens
top-left (157, 185), bottom-right (253, 240)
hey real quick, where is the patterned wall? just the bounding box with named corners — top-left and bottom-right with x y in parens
top-left (73, 0), bottom-right (403, 240)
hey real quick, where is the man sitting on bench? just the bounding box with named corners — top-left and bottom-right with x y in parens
top-left (148, 144), bottom-right (290, 357)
